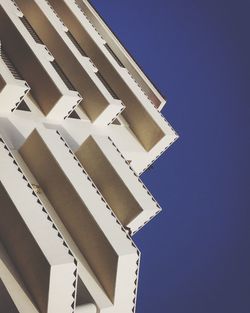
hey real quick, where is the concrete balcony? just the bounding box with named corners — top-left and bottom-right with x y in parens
top-left (0, 136), bottom-right (77, 313)
top-left (76, 135), bottom-right (162, 234)
top-left (39, 0), bottom-right (178, 167)
top-left (14, 0), bottom-right (124, 126)
top-left (0, 1), bottom-right (82, 119)
top-left (74, 0), bottom-right (166, 111)
top-left (0, 46), bottom-right (30, 113)
top-left (18, 127), bottom-right (139, 313)
top-left (107, 114), bottom-right (178, 174)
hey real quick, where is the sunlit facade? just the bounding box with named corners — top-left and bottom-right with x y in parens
top-left (0, 1), bottom-right (178, 312)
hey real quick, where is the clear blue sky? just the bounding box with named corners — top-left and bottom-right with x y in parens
top-left (90, 1), bottom-right (250, 312)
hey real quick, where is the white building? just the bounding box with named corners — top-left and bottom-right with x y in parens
top-left (0, 1), bottom-right (178, 313)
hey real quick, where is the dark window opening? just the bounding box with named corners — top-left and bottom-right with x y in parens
top-left (68, 110), bottom-right (80, 119)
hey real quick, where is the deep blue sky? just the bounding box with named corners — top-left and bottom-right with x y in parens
top-left (90, 1), bottom-right (250, 312)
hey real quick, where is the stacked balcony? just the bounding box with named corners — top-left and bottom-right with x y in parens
top-left (37, 0), bottom-right (178, 174)
top-left (0, 1), bottom-right (82, 119)
top-left (74, 0), bottom-right (167, 110)
top-left (14, 0), bottom-right (124, 125)
top-left (0, 137), bottom-right (76, 313)
top-left (0, 1), bottom-right (177, 312)
top-left (17, 127), bottom-right (139, 313)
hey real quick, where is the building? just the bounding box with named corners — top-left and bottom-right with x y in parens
top-left (0, 1), bottom-right (178, 312)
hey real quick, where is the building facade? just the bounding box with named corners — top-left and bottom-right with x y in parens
top-left (0, 1), bottom-right (178, 312)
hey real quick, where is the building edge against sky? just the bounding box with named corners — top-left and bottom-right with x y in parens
top-left (0, 1), bottom-right (178, 313)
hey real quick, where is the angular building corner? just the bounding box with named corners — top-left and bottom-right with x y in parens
top-left (0, 1), bottom-right (178, 313)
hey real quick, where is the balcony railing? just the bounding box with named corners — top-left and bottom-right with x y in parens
top-left (20, 16), bottom-right (43, 44)
top-left (0, 47), bottom-right (22, 80)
